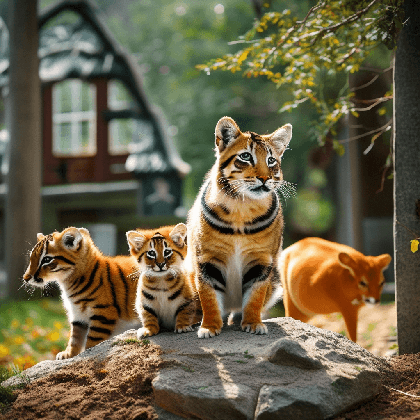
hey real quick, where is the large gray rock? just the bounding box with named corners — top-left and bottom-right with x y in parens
top-left (2, 317), bottom-right (387, 420)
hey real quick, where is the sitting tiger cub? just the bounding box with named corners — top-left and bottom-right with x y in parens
top-left (126, 223), bottom-right (201, 338)
top-left (23, 227), bottom-right (140, 359)
top-left (186, 116), bottom-right (292, 338)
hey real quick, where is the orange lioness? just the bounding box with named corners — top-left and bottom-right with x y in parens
top-left (279, 237), bottom-right (392, 342)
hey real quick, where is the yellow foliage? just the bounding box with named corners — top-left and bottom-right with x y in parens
top-left (411, 239), bottom-right (419, 253)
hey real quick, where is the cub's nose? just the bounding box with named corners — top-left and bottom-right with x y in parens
top-left (156, 262), bottom-right (166, 271)
top-left (23, 273), bottom-right (32, 282)
top-left (365, 297), bottom-right (379, 305)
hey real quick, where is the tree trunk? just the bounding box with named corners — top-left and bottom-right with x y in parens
top-left (394, 0), bottom-right (420, 354)
top-left (5, 0), bottom-right (41, 298)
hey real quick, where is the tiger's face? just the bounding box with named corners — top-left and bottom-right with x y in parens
top-left (126, 224), bottom-right (187, 275)
top-left (23, 227), bottom-right (88, 287)
top-left (214, 117), bottom-right (292, 200)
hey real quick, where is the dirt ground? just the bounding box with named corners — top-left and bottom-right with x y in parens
top-left (2, 305), bottom-right (420, 420)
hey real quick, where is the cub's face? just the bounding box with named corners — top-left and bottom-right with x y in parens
top-left (126, 224), bottom-right (187, 275)
top-left (214, 117), bottom-right (292, 200)
top-left (23, 227), bottom-right (87, 287)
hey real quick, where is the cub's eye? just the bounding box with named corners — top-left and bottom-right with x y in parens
top-left (164, 249), bottom-right (172, 258)
top-left (267, 157), bottom-right (277, 166)
top-left (359, 280), bottom-right (368, 288)
top-left (42, 256), bottom-right (53, 265)
top-left (238, 152), bottom-right (252, 162)
top-left (146, 250), bottom-right (156, 259)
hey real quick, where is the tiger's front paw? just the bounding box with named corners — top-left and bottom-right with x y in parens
top-left (241, 322), bottom-right (268, 335)
top-left (175, 325), bottom-right (194, 333)
top-left (56, 349), bottom-right (76, 360)
top-left (137, 327), bottom-right (157, 338)
top-left (197, 326), bottom-right (221, 339)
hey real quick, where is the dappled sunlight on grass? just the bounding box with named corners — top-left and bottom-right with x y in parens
top-left (0, 299), bottom-right (69, 371)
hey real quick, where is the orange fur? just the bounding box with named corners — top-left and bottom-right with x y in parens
top-left (23, 227), bottom-right (139, 359)
top-left (127, 224), bottom-right (201, 338)
top-left (186, 116), bottom-right (293, 338)
top-left (279, 237), bottom-right (392, 342)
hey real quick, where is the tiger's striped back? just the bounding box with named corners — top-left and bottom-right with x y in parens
top-left (127, 223), bottom-right (201, 338)
top-left (23, 227), bottom-right (140, 359)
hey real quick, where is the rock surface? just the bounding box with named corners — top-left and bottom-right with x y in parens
top-left (2, 317), bottom-right (387, 420)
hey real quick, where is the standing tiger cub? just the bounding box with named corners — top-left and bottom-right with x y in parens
top-left (186, 116), bottom-right (292, 338)
top-left (127, 223), bottom-right (201, 338)
top-left (23, 227), bottom-right (140, 359)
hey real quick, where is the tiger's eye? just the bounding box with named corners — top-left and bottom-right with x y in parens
top-left (147, 250), bottom-right (157, 259)
top-left (267, 157), bottom-right (277, 166)
top-left (42, 256), bottom-right (53, 265)
top-left (239, 152), bottom-right (252, 161)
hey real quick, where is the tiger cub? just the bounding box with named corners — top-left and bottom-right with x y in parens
top-left (23, 227), bottom-right (140, 359)
top-left (186, 116), bottom-right (293, 338)
top-left (126, 223), bottom-right (201, 338)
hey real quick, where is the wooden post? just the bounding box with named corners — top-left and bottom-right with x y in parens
top-left (5, 0), bottom-right (41, 298)
top-left (394, 0), bottom-right (420, 354)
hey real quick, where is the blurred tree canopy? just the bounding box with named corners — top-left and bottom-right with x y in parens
top-left (198, 0), bottom-right (403, 156)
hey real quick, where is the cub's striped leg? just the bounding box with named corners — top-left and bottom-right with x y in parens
top-left (241, 264), bottom-right (273, 334)
top-left (56, 321), bottom-right (88, 360)
top-left (85, 312), bottom-right (118, 349)
top-left (174, 300), bottom-right (196, 333)
top-left (196, 280), bottom-right (223, 339)
top-left (137, 304), bottom-right (160, 338)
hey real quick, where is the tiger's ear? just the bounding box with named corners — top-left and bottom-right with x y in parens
top-left (267, 123), bottom-right (292, 155)
top-left (62, 227), bottom-right (83, 251)
top-left (170, 223), bottom-right (187, 248)
top-left (215, 116), bottom-right (241, 153)
top-left (126, 230), bottom-right (147, 254)
top-left (37, 233), bottom-right (45, 242)
top-left (78, 227), bottom-right (90, 236)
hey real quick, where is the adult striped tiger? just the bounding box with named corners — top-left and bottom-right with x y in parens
top-left (23, 227), bottom-right (140, 359)
top-left (126, 223), bottom-right (201, 338)
top-left (186, 116), bottom-right (293, 338)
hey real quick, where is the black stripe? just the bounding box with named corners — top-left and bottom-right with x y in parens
top-left (93, 304), bottom-right (111, 309)
top-left (86, 274), bottom-right (103, 298)
top-left (74, 298), bottom-right (95, 305)
top-left (220, 154), bottom-right (237, 170)
top-left (242, 264), bottom-right (273, 292)
top-left (117, 265), bottom-right (129, 317)
top-left (106, 262), bottom-right (121, 317)
top-left (213, 284), bottom-right (225, 293)
top-left (90, 315), bottom-right (116, 325)
top-left (143, 305), bottom-right (158, 318)
top-left (68, 276), bottom-right (85, 292)
top-left (89, 326), bottom-right (112, 335)
top-left (69, 261), bottom-right (100, 298)
top-left (175, 301), bottom-right (192, 317)
top-left (244, 193), bottom-right (279, 234)
top-left (200, 263), bottom-right (226, 288)
top-left (87, 336), bottom-right (103, 342)
top-left (172, 250), bottom-right (185, 260)
top-left (168, 287), bottom-right (182, 301)
top-left (72, 321), bottom-right (88, 329)
top-left (54, 256), bottom-right (76, 265)
top-left (142, 290), bottom-right (155, 300)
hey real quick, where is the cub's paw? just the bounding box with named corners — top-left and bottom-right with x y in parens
top-left (56, 350), bottom-right (74, 360)
top-left (175, 325), bottom-right (194, 333)
top-left (137, 327), bottom-right (156, 338)
top-left (197, 326), bottom-right (221, 339)
top-left (241, 322), bottom-right (268, 335)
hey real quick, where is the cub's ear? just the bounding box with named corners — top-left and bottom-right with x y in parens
top-left (338, 252), bottom-right (357, 277)
top-left (215, 116), bottom-right (241, 153)
top-left (37, 233), bottom-right (45, 242)
top-left (267, 123), bottom-right (292, 155)
top-left (78, 227), bottom-right (90, 236)
top-left (126, 230), bottom-right (147, 254)
top-left (170, 223), bottom-right (187, 248)
top-left (376, 254), bottom-right (392, 270)
top-left (62, 227), bottom-right (83, 251)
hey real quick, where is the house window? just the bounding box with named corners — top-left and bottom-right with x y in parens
top-left (108, 80), bottom-right (136, 155)
top-left (52, 79), bottom-right (96, 156)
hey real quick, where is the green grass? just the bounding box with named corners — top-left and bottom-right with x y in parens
top-left (0, 298), bottom-right (68, 370)
top-left (0, 365), bottom-right (28, 413)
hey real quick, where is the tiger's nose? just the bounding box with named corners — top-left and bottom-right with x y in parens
top-left (156, 262), bottom-right (166, 271)
top-left (257, 176), bottom-right (269, 185)
top-left (23, 273), bottom-right (31, 282)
